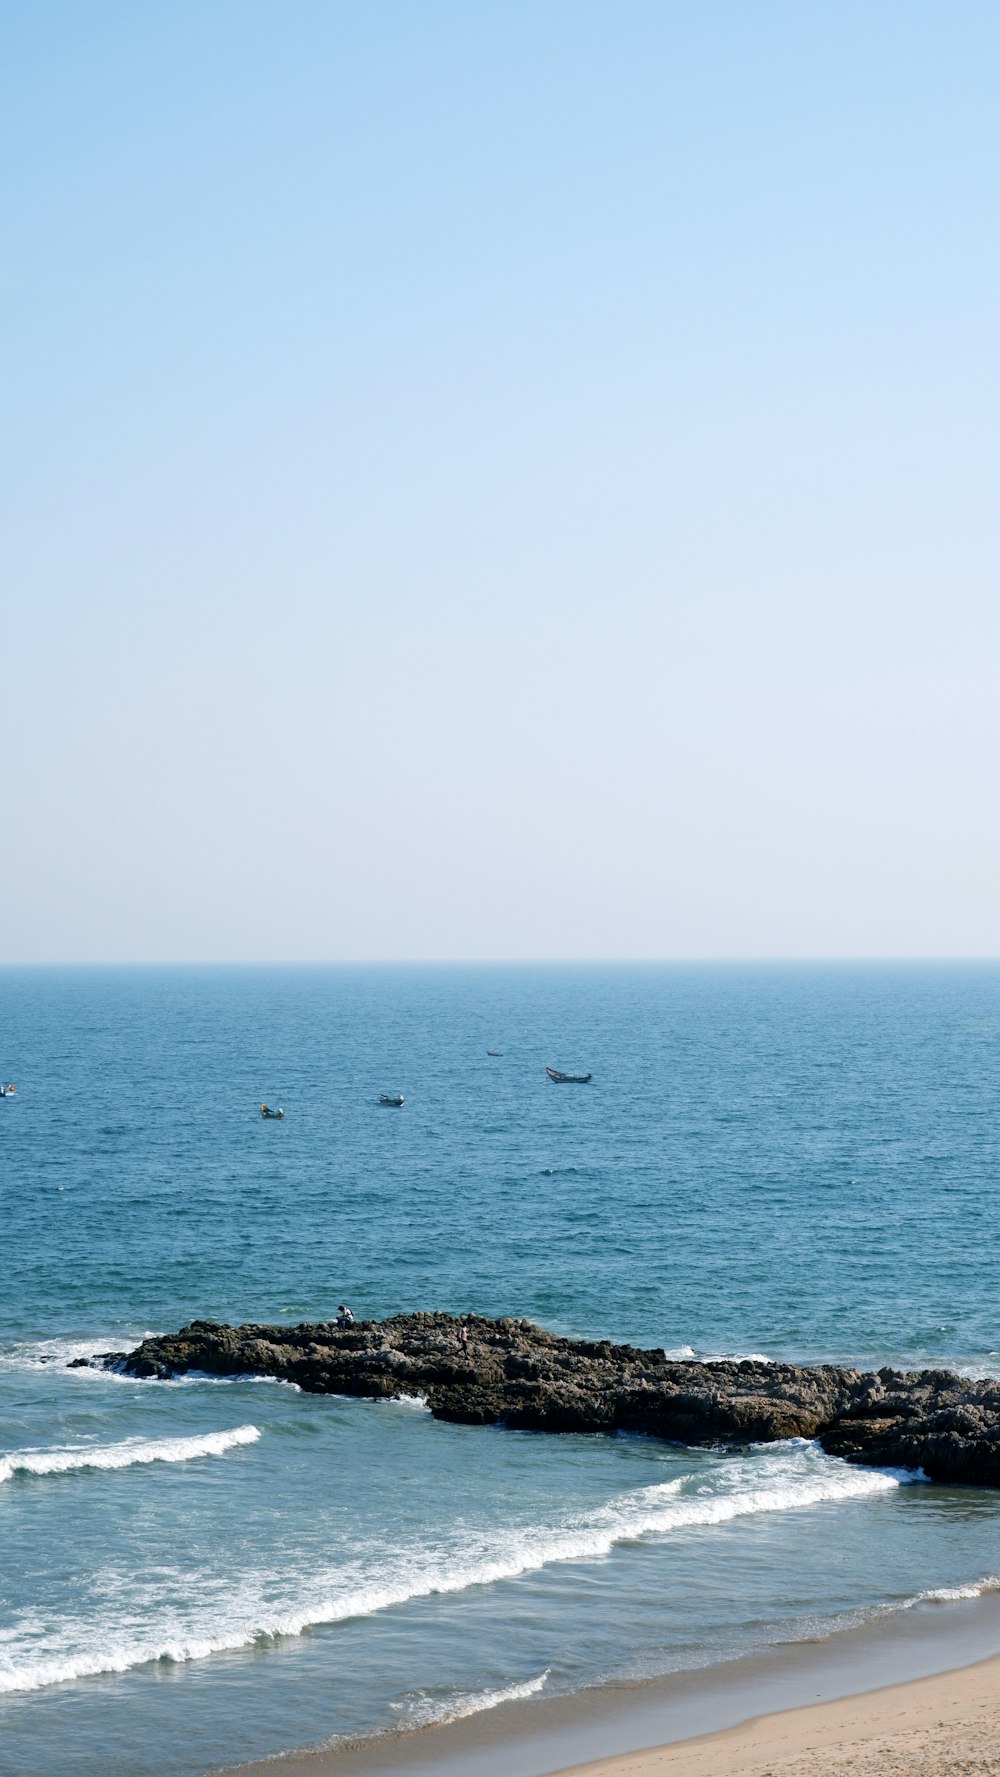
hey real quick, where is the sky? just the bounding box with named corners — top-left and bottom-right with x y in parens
top-left (2, 1), bottom-right (998, 962)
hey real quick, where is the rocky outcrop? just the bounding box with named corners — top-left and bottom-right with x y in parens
top-left (94, 1314), bottom-right (1000, 1487)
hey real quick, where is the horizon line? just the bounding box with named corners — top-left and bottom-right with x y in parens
top-left (1, 955), bottom-right (999, 970)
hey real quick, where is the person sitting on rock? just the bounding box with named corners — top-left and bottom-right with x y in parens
top-left (336, 1304), bottom-right (355, 1327)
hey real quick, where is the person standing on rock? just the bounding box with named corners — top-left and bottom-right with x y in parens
top-left (458, 1321), bottom-right (469, 1358)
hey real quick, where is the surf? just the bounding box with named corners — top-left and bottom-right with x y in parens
top-left (0, 1425), bottom-right (260, 1485)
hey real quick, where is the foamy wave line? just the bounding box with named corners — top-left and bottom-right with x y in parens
top-left (0, 1425), bottom-right (260, 1484)
top-left (0, 1632), bottom-right (270, 1695)
top-left (10, 1551), bottom-right (996, 1701)
top-left (662, 1345), bottom-right (774, 1365)
top-left (395, 1669), bottom-right (550, 1730)
top-left (941, 1360), bottom-right (1000, 1382)
top-left (917, 1575), bottom-right (1000, 1604)
top-left (0, 1335), bottom-right (149, 1377)
top-left (0, 1336), bottom-right (307, 1392)
top-left (164, 1371), bottom-right (303, 1392)
top-left (606, 1463), bottom-right (907, 1537)
top-left (0, 1448), bottom-right (916, 1694)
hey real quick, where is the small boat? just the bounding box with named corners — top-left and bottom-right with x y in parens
top-left (378, 1093), bottom-right (405, 1107)
top-left (260, 1103), bottom-right (285, 1119)
top-left (0, 1083), bottom-right (15, 1097)
top-left (546, 1067), bottom-right (592, 1084)
top-left (486, 1049), bottom-right (503, 1057)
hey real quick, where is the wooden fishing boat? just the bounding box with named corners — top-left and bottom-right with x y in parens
top-left (545, 1067), bottom-right (592, 1084)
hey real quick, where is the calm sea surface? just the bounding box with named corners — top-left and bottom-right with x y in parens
top-left (2, 963), bottom-right (1000, 1776)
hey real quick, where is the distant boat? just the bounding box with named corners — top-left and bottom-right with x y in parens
top-left (0, 1083), bottom-right (15, 1097)
top-left (546, 1067), bottom-right (592, 1084)
top-left (260, 1103), bottom-right (285, 1119)
top-left (378, 1093), bottom-right (405, 1107)
top-left (486, 1049), bottom-right (503, 1057)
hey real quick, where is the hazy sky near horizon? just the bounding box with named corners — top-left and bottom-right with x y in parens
top-left (3, 2), bottom-right (998, 962)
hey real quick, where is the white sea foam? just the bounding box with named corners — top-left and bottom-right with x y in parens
top-left (166, 1371), bottom-right (303, 1391)
top-left (0, 1337), bottom-right (308, 1391)
top-left (394, 1669), bottom-right (550, 1729)
top-left (594, 1460), bottom-right (907, 1540)
top-left (0, 1335), bottom-right (140, 1375)
top-left (703, 1351), bottom-right (775, 1366)
top-left (0, 1425), bottom-right (260, 1484)
top-left (917, 1576), bottom-right (1000, 1604)
top-left (0, 1333), bottom-right (167, 1387)
top-left (661, 1344), bottom-right (774, 1365)
top-left (0, 1443), bottom-right (917, 1695)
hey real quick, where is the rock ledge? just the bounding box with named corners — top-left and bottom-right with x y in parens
top-left (99, 1315), bottom-right (1000, 1486)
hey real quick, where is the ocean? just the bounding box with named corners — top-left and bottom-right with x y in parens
top-left (2, 962), bottom-right (1000, 1777)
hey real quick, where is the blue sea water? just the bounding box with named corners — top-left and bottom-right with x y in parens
top-left (2, 962), bottom-right (1000, 1776)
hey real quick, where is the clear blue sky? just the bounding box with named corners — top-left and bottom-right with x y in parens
top-left (3, 2), bottom-right (998, 961)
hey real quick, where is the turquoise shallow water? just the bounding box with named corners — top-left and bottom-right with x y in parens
top-left (2, 963), bottom-right (1000, 1775)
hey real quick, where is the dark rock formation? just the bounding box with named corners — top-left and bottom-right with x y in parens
top-left (97, 1315), bottom-right (1000, 1487)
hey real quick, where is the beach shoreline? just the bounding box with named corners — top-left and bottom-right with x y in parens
top-left (545, 1653), bottom-right (1000, 1776)
top-left (217, 1587), bottom-right (1000, 1777)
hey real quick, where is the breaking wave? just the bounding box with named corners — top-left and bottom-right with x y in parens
top-left (0, 1425), bottom-right (260, 1485)
top-left (0, 1443), bottom-right (916, 1694)
top-left (917, 1576), bottom-right (1000, 1604)
top-left (393, 1669), bottom-right (550, 1729)
top-left (0, 1338), bottom-right (304, 1391)
top-left (0, 1335), bottom-right (147, 1378)
top-left (662, 1344), bottom-right (775, 1365)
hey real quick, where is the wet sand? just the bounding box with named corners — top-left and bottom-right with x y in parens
top-left (221, 1591), bottom-right (1000, 1777)
top-left (549, 1653), bottom-right (1000, 1776)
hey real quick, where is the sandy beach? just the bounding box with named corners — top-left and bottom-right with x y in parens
top-left (549, 1654), bottom-right (1000, 1777)
top-left (224, 1621), bottom-right (1000, 1777)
